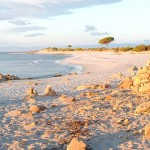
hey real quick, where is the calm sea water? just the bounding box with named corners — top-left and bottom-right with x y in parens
top-left (0, 52), bottom-right (82, 79)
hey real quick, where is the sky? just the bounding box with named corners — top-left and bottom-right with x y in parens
top-left (0, 0), bottom-right (150, 50)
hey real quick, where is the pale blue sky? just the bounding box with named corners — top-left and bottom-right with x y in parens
top-left (0, 0), bottom-right (150, 50)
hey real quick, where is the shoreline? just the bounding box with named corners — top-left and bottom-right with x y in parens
top-left (62, 51), bottom-right (149, 74)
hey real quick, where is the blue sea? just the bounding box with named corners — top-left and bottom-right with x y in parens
top-left (0, 52), bottom-right (82, 79)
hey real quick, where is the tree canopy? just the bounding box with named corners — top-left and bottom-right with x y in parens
top-left (98, 37), bottom-right (114, 48)
top-left (67, 45), bottom-right (72, 48)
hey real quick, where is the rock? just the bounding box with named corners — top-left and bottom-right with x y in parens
top-left (69, 72), bottom-right (78, 75)
top-left (112, 72), bottom-right (124, 79)
top-left (4, 74), bottom-right (20, 80)
top-left (44, 85), bottom-right (56, 96)
top-left (132, 76), bottom-right (141, 86)
top-left (135, 101), bottom-right (150, 114)
top-left (5, 110), bottom-right (22, 117)
top-left (27, 82), bottom-right (39, 86)
top-left (54, 73), bottom-right (62, 77)
top-left (0, 74), bottom-right (6, 82)
top-left (23, 95), bottom-right (36, 103)
top-left (28, 98), bottom-right (36, 103)
top-left (131, 85), bottom-right (139, 92)
top-left (145, 123), bottom-right (150, 139)
top-left (119, 76), bottom-right (133, 89)
top-left (86, 91), bottom-right (95, 98)
top-left (97, 84), bottom-right (110, 90)
top-left (129, 59), bottom-right (150, 93)
top-left (138, 68), bottom-right (147, 74)
top-left (139, 83), bottom-right (150, 93)
top-left (29, 105), bottom-right (46, 113)
top-left (76, 84), bottom-right (100, 90)
top-left (116, 118), bottom-right (129, 126)
top-left (67, 138), bottom-right (87, 150)
top-left (27, 87), bottom-right (38, 96)
top-left (111, 90), bottom-right (120, 95)
top-left (20, 112), bottom-right (33, 120)
top-left (59, 95), bottom-right (76, 103)
top-left (105, 95), bottom-right (113, 100)
top-left (128, 66), bottom-right (138, 72)
top-left (23, 122), bottom-right (36, 130)
top-left (76, 85), bottom-right (93, 90)
top-left (138, 73), bottom-right (149, 80)
top-left (0, 73), bottom-right (19, 81)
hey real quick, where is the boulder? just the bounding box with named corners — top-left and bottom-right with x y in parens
top-left (59, 95), bottom-right (76, 103)
top-left (138, 83), bottom-right (150, 93)
top-left (27, 87), bottom-right (38, 96)
top-left (67, 138), bottom-right (87, 150)
top-left (44, 85), bottom-right (56, 96)
top-left (29, 105), bottom-right (46, 113)
top-left (132, 76), bottom-right (141, 86)
top-left (135, 101), bottom-right (150, 114)
top-left (119, 77), bottom-right (133, 89)
top-left (137, 73), bottom-right (149, 80)
top-left (128, 66), bottom-right (138, 72)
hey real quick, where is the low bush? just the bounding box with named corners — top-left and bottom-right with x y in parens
top-left (132, 44), bottom-right (147, 52)
top-left (147, 45), bottom-right (150, 51)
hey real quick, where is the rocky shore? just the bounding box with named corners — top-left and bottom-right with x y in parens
top-left (0, 73), bottom-right (20, 82)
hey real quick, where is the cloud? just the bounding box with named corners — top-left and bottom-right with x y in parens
top-left (9, 20), bottom-right (31, 26)
top-left (85, 25), bottom-right (97, 32)
top-left (85, 25), bottom-right (109, 36)
top-left (0, 0), bottom-right (123, 20)
top-left (25, 33), bottom-right (45, 37)
top-left (2, 26), bottom-right (47, 33)
top-left (91, 31), bottom-right (109, 36)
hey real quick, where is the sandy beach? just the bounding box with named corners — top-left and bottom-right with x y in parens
top-left (0, 51), bottom-right (150, 150)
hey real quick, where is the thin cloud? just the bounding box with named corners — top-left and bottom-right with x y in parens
top-left (25, 33), bottom-right (45, 37)
top-left (85, 25), bottom-right (109, 36)
top-left (0, 0), bottom-right (123, 20)
top-left (2, 26), bottom-right (47, 33)
top-left (9, 20), bottom-right (31, 26)
top-left (85, 25), bottom-right (97, 32)
top-left (91, 31), bottom-right (109, 36)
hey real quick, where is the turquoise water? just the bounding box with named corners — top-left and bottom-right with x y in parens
top-left (0, 52), bottom-right (81, 79)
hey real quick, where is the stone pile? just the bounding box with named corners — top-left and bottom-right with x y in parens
top-left (0, 73), bottom-right (20, 82)
top-left (119, 59), bottom-right (150, 94)
top-left (132, 59), bottom-right (150, 93)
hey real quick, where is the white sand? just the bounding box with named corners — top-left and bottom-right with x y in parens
top-left (0, 51), bottom-right (150, 149)
top-left (63, 51), bottom-right (149, 73)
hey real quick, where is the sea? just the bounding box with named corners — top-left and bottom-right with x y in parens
top-left (0, 52), bottom-right (82, 79)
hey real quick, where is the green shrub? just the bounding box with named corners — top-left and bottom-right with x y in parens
top-left (120, 46), bottom-right (133, 52)
top-left (75, 48), bottom-right (84, 51)
top-left (147, 45), bottom-right (150, 51)
top-left (132, 44), bottom-right (147, 52)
